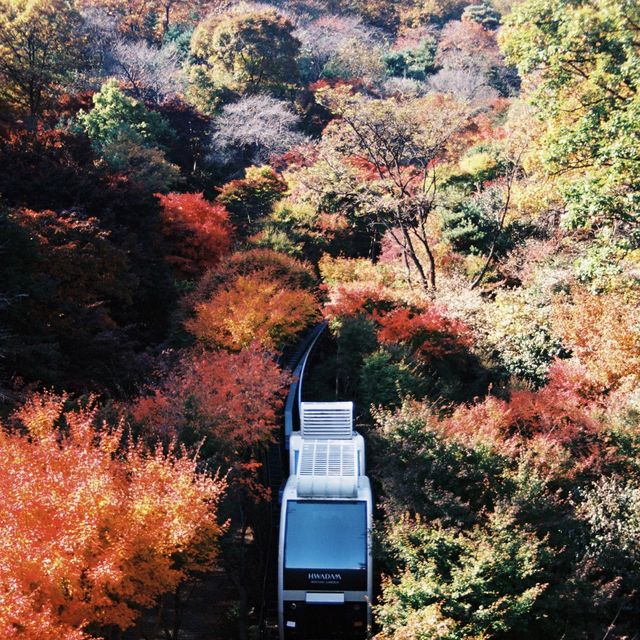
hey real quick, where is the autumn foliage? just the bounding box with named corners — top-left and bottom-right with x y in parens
top-left (134, 348), bottom-right (290, 447)
top-left (439, 362), bottom-right (605, 479)
top-left (132, 347), bottom-right (292, 498)
top-left (325, 282), bottom-right (473, 361)
top-left (0, 392), bottom-right (226, 640)
top-left (157, 191), bottom-right (232, 276)
top-left (377, 307), bottom-right (473, 360)
top-left (212, 248), bottom-right (317, 289)
top-left (324, 283), bottom-right (398, 320)
top-left (12, 207), bottom-right (131, 306)
top-left (552, 289), bottom-right (640, 390)
top-left (3, 0), bottom-right (640, 636)
top-left (187, 271), bottom-right (319, 351)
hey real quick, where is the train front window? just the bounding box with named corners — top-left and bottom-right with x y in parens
top-left (285, 501), bottom-right (367, 570)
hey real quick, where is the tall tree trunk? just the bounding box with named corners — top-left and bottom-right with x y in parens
top-left (414, 228), bottom-right (437, 292)
top-left (400, 225), bottom-right (430, 293)
top-left (402, 247), bottom-right (414, 289)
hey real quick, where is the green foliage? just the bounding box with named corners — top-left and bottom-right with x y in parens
top-left (457, 150), bottom-right (500, 183)
top-left (270, 199), bottom-right (317, 232)
top-left (441, 192), bottom-right (502, 256)
top-left (581, 476), bottom-right (640, 564)
top-left (500, 0), bottom-right (640, 229)
top-left (358, 349), bottom-right (426, 414)
top-left (442, 181), bottom-right (533, 270)
top-left (76, 80), bottom-right (174, 154)
top-left (487, 292), bottom-right (568, 386)
top-left (163, 23), bottom-right (194, 60)
top-left (500, 327), bottom-right (567, 386)
top-left (462, 1), bottom-right (501, 29)
top-left (101, 138), bottom-right (181, 193)
top-left (376, 510), bottom-right (549, 640)
top-left (73, 81), bottom-right (180, 191)
top-left (371, 389), bottom-right (640, 637)
top-left (372, 402), bottom-right (511, 526)
top-left (185, 63), bottom-right (234, 116)
top-left (253, 199), bottom-right (319, 259)
top-left (332, 315), bottom-right (379, 400)
top-left (383, 37), bottom-right (437, 81)
top-left (572, 235), bottom-right (627, 286)
top-left (252, 199), bottom-right (364, 263)
top-left (189, 8), bottom-right (300, 112)
top-left (577, 476), bottom-right (640, 619)
top-left (562, 175), bottom-right (640, 231)
top-left (250, 226), bottom-right (302, 257)
top-left (217, 165), bottom-right (288, 236)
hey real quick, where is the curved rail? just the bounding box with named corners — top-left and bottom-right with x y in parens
top-left (283, 322), bottom-right (327, 450)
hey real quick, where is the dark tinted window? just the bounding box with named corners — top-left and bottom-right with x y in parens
top-left (285, 501), bottom-right (367, 570)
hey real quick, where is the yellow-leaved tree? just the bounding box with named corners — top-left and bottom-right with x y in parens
top-left (0, 0), bottom-right (84, 116)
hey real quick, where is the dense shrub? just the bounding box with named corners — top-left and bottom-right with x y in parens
top-left (552, 288), bottom-right (640, 390)
top-left (217, 166), bottom-right (287, 236)
top-left (187, 248), bottom-right (317, 313)
top-left (376, 510), bottom-right (549, 640)
top-left (0, 207), bottom-right (147, 391)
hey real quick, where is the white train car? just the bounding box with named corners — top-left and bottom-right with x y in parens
top-left (278, 402), bottom-right (372, 639)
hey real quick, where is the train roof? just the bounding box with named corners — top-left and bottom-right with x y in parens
top-left (287, 401), bottom-right (369, 501)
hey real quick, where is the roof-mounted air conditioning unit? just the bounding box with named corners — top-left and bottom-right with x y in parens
top-left (300, 401), bottom-right (353, 440)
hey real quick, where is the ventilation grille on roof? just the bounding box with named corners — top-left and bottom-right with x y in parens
top-left (301, 402), bottom-right (353, 440)
top-left (299, 441), bottom-right (356, 477)
top-left (297, 440), bottom-right (358, 498)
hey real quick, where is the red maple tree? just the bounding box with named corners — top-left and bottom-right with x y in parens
top-left (157, 191), bottom-right (233, 276)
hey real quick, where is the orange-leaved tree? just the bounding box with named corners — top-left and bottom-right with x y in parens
top-left (186, 271), bottom-right (319, 351)
top-left (551, 288), bottom-right (640, 391)
top-left (132, 347), bottom-right (291, 486)
top-left (157, 192), bottom-right (233, 277)
top-left (0, 392), bottom-right (226, 640)
top-left (187, 248), bottom-right (317, 309)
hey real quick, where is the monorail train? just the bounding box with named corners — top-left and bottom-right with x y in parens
top-left (278, 401), bottom-right (373, 639)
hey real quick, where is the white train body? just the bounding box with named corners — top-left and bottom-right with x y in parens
top-left (278, 402), bottom-right (372, 640)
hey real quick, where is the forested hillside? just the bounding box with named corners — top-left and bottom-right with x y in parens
top-left (0, 0), bottom-right (639, 638)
